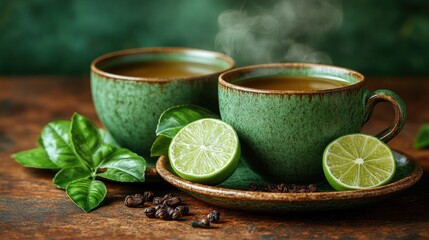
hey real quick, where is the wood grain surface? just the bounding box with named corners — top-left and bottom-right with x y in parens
top-left (1, 77), bottom-right (428, 239)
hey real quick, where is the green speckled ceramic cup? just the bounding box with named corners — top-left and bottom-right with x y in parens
top-left (91, 48), bottom-right (234, 157)
top-left (219, 63), bottom-right (406, 183)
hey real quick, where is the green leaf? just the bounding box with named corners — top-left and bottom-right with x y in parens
top-left (99, 129), bottom-right (120, 148)
top-left (97, 148), bottom-right (146, 182)
top-left (41, 121), bottom-right (80, 168)
top-left (415, 123), bottom-right (429, 149)
top-left (37, 135), bottom-right (44, 149)
top-left (52, 167), bottom-right (92, 189)
top-left (156, 105), bottom-right (219, 138)
top-left (92, 144), bottom-right (117, 168)
top-left (150, 135), bottom-right (171, 157)
top-left (70, 113), bottom-right (102, 169)
top-left (12, 148), bottom-right (59, 169)
top-left (66, 179), bottom-right (107, 213)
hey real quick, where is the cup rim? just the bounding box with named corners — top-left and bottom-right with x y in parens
top-left (218, 63), bottom-right (365, 94)
top-left (91, 47), bottom-right (235, 82)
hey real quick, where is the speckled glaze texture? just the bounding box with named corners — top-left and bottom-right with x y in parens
top-left (91, 74), bottom-right (215, 156)
top-left (91, 48), bottom-right (234, 157)
top-left (156, 152), bottom-right (422, 213)
top-left (218, 63), bottom-right (406, 183)
top-left (220, 84), bottom-right (366, 182)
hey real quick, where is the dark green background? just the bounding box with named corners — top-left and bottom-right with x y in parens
top-left (1, 0), bottom-right (428, 76)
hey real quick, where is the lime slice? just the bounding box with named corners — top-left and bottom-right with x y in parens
top-left (323, 134), bottom-right (396, 191)
top-left (169, 118), bottom-right (240, 185)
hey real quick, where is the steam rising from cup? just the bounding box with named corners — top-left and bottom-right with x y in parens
top-left (216, 0), bottom-right (343, 66)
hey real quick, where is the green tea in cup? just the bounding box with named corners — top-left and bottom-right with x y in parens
top-left (235, 75), bottom-right (350, 91)
top-left (105, 60), bottom-right (225, 78)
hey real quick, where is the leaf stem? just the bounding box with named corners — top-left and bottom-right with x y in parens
top-left (91, 171), bottom-right (97, 180)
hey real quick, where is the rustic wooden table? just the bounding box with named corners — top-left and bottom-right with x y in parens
top-left (1, 77), bottom-right (428, 239)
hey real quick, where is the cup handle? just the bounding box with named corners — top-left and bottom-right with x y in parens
top-left (364, 89), bottom-right (407, 143)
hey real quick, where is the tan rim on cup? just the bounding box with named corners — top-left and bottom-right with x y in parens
top-left (91, 47), bottom-right (235, 82)
top-left (219, 63), bottom-right (366, 94)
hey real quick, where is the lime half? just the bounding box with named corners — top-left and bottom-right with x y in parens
top-left (169, 118), bottom-right (241, 185)
top-left (323, 134), bottom-right (396, 191)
